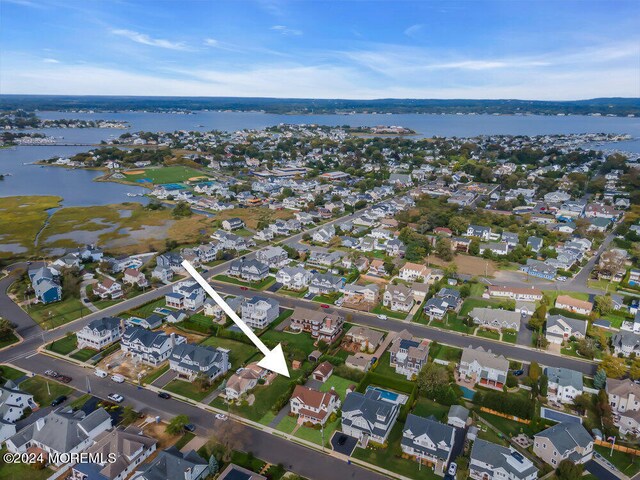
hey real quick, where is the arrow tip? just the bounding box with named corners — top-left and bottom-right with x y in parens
top-left (257, 343), bottom-right (290, 377)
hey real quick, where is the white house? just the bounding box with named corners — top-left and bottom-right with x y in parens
top-left (545, 367), bottom-right (584, 404)
top-left (459, 346), bottom-right (509, 390)
top-left (121, 327), bottom-right (186, 366)
top-left (76, 316), bottom-right (124, 351)
top-left (289, 385), bottom-right (340, 426)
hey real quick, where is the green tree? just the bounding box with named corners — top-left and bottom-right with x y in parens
top-left (539, 374), bottom-right (548, 396)
top-left (594, 295), bottom-right (613, 316)
top-left (556, 459), bottom-right (584, 480)
top-left (601, 355), bottom-right (626, 379)
top-left (417, 363), bottom-right (450, 399)
top-left (435, 238), bottom-right (454, 261)
top-left (166, 415), bottom-right (190, 435)
top-left (593, 368), bottom-right (607, 389)
top-left (630, 358), bottom-right (640, 381)
top-left (529, 362), bottom-right (541, 383)
top-left (172, 201), bottom-right (192, 218)
top-left (0, 318), bottom-right (14, 341)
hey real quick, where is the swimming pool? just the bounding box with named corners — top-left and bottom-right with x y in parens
top-left (153, 307), bottom-right (173, 316)
top-left (460, 386), bottom-right (475, 400)
top-left (366, 386), bottom-right (408, 405)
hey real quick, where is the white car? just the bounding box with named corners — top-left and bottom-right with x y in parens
top-left (377, 314), bottom-right (387, 320)
top-left (557, 276), bottom-right (567, 282)
top-left (447, 462), bottom-right (457, 477)
top-left (107, 393), bottom-right (124, 403)
top-left (111, 374), bottom-right (125, 383)
top-left (215, 414), bottom-right (228, 421)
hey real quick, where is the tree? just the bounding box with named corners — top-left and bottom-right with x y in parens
top-left (121, 406), bottom-right (138, 425)
top-left (529, 362), bottom-right (541, 383)
top-left (601, 355), bottom-right (626, 379)
top-left (576, 338), bottom-right (595, 359)
top-left (539, 374), bottom-right (548, 396)
top-left (435, 238), bottom-right (454, 261)
top-left (572, 393), bottom-right (592, 416)
top-left (593, 368), bottom-right (607, 389)
top-left (417, 363), bottom-right (450, 399)
top-left (594, 295), bottom-right (613, 316)
top-left (630, 358), bottom-right (640, 381)
top-left (556, 459), bottom-right (584, 480)
top-left (528, 305), bottom-right (547, 330)
top-left (172, 201), bottom-right (192, 218)
top-left (210, 416), bottom-right (248, 462)
top-left (0, 318), bottom-right (14, 341)
top-left (166, 415), bottom-right (189, 435)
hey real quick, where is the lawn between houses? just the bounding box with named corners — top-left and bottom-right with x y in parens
top-left (0, 447), bottom-right (53, 480)
top-left (213, 274), bottom-right (275, 290)
top-left (20, 375), bottom-right (74, 407)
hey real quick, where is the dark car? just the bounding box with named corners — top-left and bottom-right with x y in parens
top-left (320, 304), bottom-right (329, 309)
top-left (57, 375), bottom-right (72, 383)
top-left (337, 435), bottom-right (347, 446)
top-left (184, 423), bottom-right (196, 432)
top-left (240, 286), bottom-right (249, 291)
top-left (158, 392), bottom-right (171, 399)
top-left (513, 369), bottom-right (524, 376)
top-left (51, 395), bottom-right (67, 406)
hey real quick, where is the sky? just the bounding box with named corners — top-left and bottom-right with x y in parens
top-left (1, 0), bottom-right (639, 100)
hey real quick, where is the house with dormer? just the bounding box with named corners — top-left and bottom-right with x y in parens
top-left (383, 284), bottom-right (414, 312)
top-left (276, 266), bottom-right (312, 290)
top-left (165, 281), bottom-right (205, 311)
top-left (256, 246), bottom-right (289, 268)
top-left (123, 268), bottom-right (148, 288)
top-left (241, 296), bottom-right (280, 329)
top-left (470, 439), bottom-right (538, 480)
top-left (121, 326), bottom-right (186, 366)
top-left (399, 263), bottom-right (431, 282)
top-left (459, 346), bottom-right (509, 390)
top-left (466, 225), bottom-right (491, 241)
top-left (341, 390), bottom-right (400, 447)
top-left (289, 385), bottom-right (340, 426)
top-left (93, 278), bottom-right (123, 300)
top-left (228, 259), bottom-right (269, 282)
top-left (169, 343), bottom-right (230, 381)
top-left (0, 380), bottom-right (34, 441)
top-left (401, 414), bottom-right (456, 475)
top-left (76, 316), bottom-right (124, 351)
top-left (309, 272), bottom-right (344, 295)
top-left (389, 331), bottom-right (429, 379)
top-left (545, 315), bottom-right (587, 345)
top-left (290, 306), bottom-right (343, 344)
top-left (29, 266), bottom-right (62, 304)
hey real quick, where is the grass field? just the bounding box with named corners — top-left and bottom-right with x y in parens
top-left (47, 334), bottom-right (78, 355)
top-left (0, 447), bottom-right (53, 480)
top-left (502, 330), bottom-right (518, 344)
top-left (373, 352), bottom-right (410, 383)
top-left (141, 364), bottom-right (170, 385)
top-left (430, 344), bottom-right (462, 363)
top-left (127, 298), bottom-right (167, 318)
top-left (476, 328), bottom-right (501, 341)
top-left (20, 375), bottom-right (74, 406)
top-left (0, 333), bottom-right (19, 350)
top-left (430, 314), bottom-right (474, 334)
top-left (0, 195), bottom-right (61, 259)
top-left (173, 432), bottom-right (196, 450)
top-left (459, 298), bottom-right (504, 317)
top-left (319, 375), bottom-right (354, 400)
top-left (295, 417), bottom-right (340, 447)
top-left (411, 398), bottom-right (450, 422)
top-left (212, 207), bottom-right (294, 230)
top-left (259, 329), bottom-right (317, 357)
top-left (594, 446), bottom-right (640, 477)
top-left (29, 298), bottom-right (85, 329)
top-left (199, 336), bottom-right (257, 367)
top-left (164, 379), bottom-right (215, 402)
top-left (0, 365), bottom-right (25, 381)
top-left (123, 166), bottom-right (209, 184)
top-left (542, 290), bottom-right (590, 304)
top-left (213, 274), bottom-right (275, 290)
top-left (275, 414), bottom-right (298, 433)
top-left (70, 348), bottom-right (98, 362)
top-left (371, 304), bottom-right (408, 320)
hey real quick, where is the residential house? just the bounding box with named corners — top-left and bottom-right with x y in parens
top-left (479, 242), bottom-right (510, 256)
top-left (484, 285), bottom-right (543, 302)
top-left (218, 464), bottom-right (266, 480)
top-left (228, 259), bottom-right (269, 282)
top-left (221, 217), bottom-right (245, 231)
top-left (341, 390), bottom-right (400, 447)
top-left (545, 367), bottom-right (584, 404)
top-left (70, 428), bottom-right (157, 480)
top-left (155, 252), bottom-right (184, 273)
top-left (607, 378), bottom-right (640, 434)
top-left (368, 259), bottom-right (387, 277)
top-left (468, 308), bottom-right (521, 331)
top-left (383, 284), bottom-right (414, 312)
top-left (122, 268), bottom-right (148, 288)
top-left (459, 346), bottom-right (509, 390)
top-left (309, 273), bottom-right (344, 295)
top-left (423, 288), bottom-right (462, 320)
top-left (93, 278), bottom-right (123, 300)
top-left (312, 225), bottom-right (336, 244)
top-left (164, 281), bottom-right (205, 311)
top-left (470, 439), bottom-right (538, 480)
top-left (241, 296), bottom-right (280, 329)
top-left (342, 283), bottom-right (379, 306)
top-left (290, 306), bottom-right (344, 343)
top-left (29, 266), bottom-right (62, 304)
top-left (0, 380), bottom-right (33, 442)
top-left (6, 407), bottom-right (112, 466)
top-left (611, 331), bottom-right (640, 356)
top-left (554, 295), bottom-right (593, 316)
top-left (224, 363), bottom-right (268, 400)
top-left (76, 316), bottom-right (123, 351)
top-left (256, 246), bottom-right (289, 268)
top-left (401, 414), bottom-right (456, 474)
top-left (345, 326), bottom-right (384, 353)
top-left (169, 343), bottom-right (230, 381)
top-left (533, 422), bottom-right (593, 467)
top-left (312, 362), bottom-right (334, 383)
top-left (131, 447), bottom-right (212, 480)
top-left (466, 225), bottom-right (491, 241)
top-left (501, 232), bottom-right (520, 248)
top-left (527, 236), bottom-right (543, 253)
top-left (386, 238), bottom-right (406, 257)
top-left (447, 405), bottom-right (469, 429)
top-left (389, 331), bottom-right (429, 379)
top-left (276, 266), bottom-right (312, 290)
top-left (120, 327), bottom-right (186, 366)
top-left (398, 263), bottom-right (431, 282)
top-left (520, 259), bottom-right (557, 280)
top-left (289, 385), bottom-right (340, 426)
top-left (545, 315), bottom-right (587, 345)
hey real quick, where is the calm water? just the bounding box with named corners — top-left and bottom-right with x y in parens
top-left (1, 111), bottom-right (638, 208)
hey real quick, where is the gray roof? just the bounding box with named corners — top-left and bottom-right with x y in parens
top-left (448, 405), bottom-right (469, 422)
top-left (544, 367), bottom-right (583, 390)
top-left (8, 407), bottom-right (111, 453)
top-left (402, 414), bottom-right (455, 459)
top-left (170, 343), bottom-right (229, 376)
top-left (547, 315), bottom-right (587, 336)
top-left (136, 447), bottom-right (209, 480)
top-left (342, 390), bottom-right (399, 438)
top-left (534, 422), bottom-right (592, 453)
top-left (85, 316), bottom-right (121, 333)
top-left (471, 439), bottom-right (538, 480)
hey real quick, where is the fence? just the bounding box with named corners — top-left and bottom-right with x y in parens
top-left (595, 439), bottom-right (640, 456)
top-left (480, 407), bottom-right (530, 425)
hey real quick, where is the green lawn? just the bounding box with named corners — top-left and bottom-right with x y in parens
top-left (430, 344), bottom-right (462, 363)
top-left (70, 348), bottom-right (98, 362)
top-left (0, 365), bottom-right (25, 381)
top-left (199, 336), bottom-right (257, 367)
top-left (542, 290), bottom-right (590, 304)
top-left (430, 314), bottom-right (474, 334)
top-left (28, 298), bottom-right (85, 329)
top-left (275, 414), bottom-right (298, 434)
top-left (123, 166), bottom-right (210, 184)
top-left (0, 447), bottom-right (53, 480)
top-left (373, 352), bottom-right (410, 383)
top-left (594, 446), bottom-right (640, 477)
top-left (213, 274), bottom-right (275, 290)
top-left (603, 311), bottom-right (633, 329)
top-left (477, 424), bottom-right (509, 446)
top-left (476, 409), bottom-right (535, 437)
top-left (371, 304), bottom-right (408, 320)
top-left (295, 417), bottom-right (340, 447)
top-left (47, 334), bottom-right (78, 355)
top-left (352, 423), bottom-right (441, 480)
top-left (0, 333), bottom-right (19, 350)
top-left (141, 364), bottom-right (170, 385)
top-left (476, 329), bottom-right (501, 341)
top-left (313, 293), bottom-right (343, 304)
top-left (319, 375), bottom-right (355, 400)
top-left (174, 432), bottom-right (196, 450)
top-left (278, 288), bottom-right (307, 298)
top-left (259, 329), bottom-right (317, 357)
top-left (411, 398), bottom-right (450, 422)
top-left (20, 375), bottom-right (74, 406)
top-left (69, 394), bottom-right (92, 410)
top-left (459, 298), bottom-right (503, 317)
top-left (164, 379), bottom-right (216, 402)
top-left (127, 298), bottom-right (167, 318)
top-left (502, 330), bottom-right (518, 344)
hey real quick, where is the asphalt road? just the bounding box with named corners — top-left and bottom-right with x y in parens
top-left (12, 352), bottom-right (385, 480)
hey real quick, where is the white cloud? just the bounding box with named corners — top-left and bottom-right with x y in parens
top-left (404, 24), bottom-right (423, 38)
top-left (203, 38), bottom-right (219, 47)
top-left (271, 25), bottom-right (302, 36)
top-left (42, 58), bottom-right (60, 63)
top-left (111, 29), bottom-right (191, 51)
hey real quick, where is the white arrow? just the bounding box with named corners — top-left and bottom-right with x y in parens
top-left (181, 260), bottom-right (290, 377)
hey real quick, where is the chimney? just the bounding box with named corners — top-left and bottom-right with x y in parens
top-left (184, 467), bottom-right (192, 480)
top-left (170, 332), bottom-right (176, 348)
top-left (36, 418), bottom-right (45, 431)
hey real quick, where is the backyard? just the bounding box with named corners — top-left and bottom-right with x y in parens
top-left (20, 375), bottom-right (74, 406)
top-left (47, 334), bottom-right (78, 355)
top-left (199, 336), bottom-right (258, 367)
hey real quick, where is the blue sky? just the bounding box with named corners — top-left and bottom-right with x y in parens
top-left (1, 0), bottom-right (639, 99)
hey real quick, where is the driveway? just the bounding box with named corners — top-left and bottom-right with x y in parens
top-left (517, 315), bottom-right (534, 347)
top-left (266, 281), bottom-right (282, 293)
top-left (330, 431), bottom-right (358, 457)
top-left (586, 459), bottom-right (621, 480)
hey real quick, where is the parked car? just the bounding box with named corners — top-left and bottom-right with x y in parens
top-left (57, 375), bottom-right (72, 383)
top-left (447, 462), bottom-right (457, 477)
top-left (557, 276), bottom-right (567, 282)
top-left (320, 304), bottom-right (330, 309)
top-left (337, 434), bottom-right (347, 446)
top-left (513, 369), bottom-right (525, 376)
top-left (111, 374), bottom-right (125, 383)
top-left (377, 314), bottom-right (387, 320)
top-left (158, 392), bottom-right (171, 399)
top-left (240, 286), bottom-right (248, 291)
top-left (51, 395), bottom-right (67, 406)
top-left (107, 393), bottom-right (124, 403)
top-left (44, 370), bottom-right (58, 378)
top-left (184, 423), bottom-right (196, 432)
top-left (215, 414), bottom-right (228, 421)
top-left (94, 369), bottom-right (108, 378)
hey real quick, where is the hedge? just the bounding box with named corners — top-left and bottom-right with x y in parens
top-left (474, 390), bottom-right (534, 419)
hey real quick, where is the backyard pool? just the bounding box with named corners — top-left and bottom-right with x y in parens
top-left (366, 386), bottom-right (408, 405)
top-left (153, 307), bottom-right (174, 316)
top-left (460, 386), bottom-right (475, 400)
